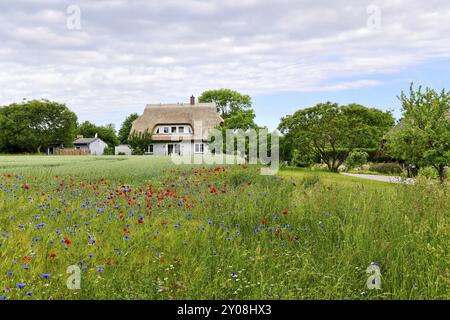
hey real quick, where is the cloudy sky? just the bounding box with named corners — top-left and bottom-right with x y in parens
top-left (1, 0), bottom-right (450, 130)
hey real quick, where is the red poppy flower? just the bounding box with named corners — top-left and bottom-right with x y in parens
top-left (22, 184), bottom-right (30, 190)
top-left (23, 256), bottom-right (32, 263)
top-left (281, 210), bottom-right (289, 215)
top-left (64, 238), bottom-right (71, 245)
top-left (48, 252), bottom-right (57, 258)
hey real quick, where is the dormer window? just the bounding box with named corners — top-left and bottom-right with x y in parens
top-left (155, 125), bottom-right (193, 135)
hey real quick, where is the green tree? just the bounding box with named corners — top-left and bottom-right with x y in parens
top-left (387, 84), bottom-right (450, 182)
top-left (118, 113), bottom-right (139, 144)
top-left (346, 150), bottom-right (369, 170)
top-left (278, 102), bottom-right (394, 172)
top-left (201, 89), bottom-right (260, 156)
top-left (128, 131), bottom-right (152, 155)
top-left (77, 121), bottom-right (119, 147)
top-left (199, 89), bottom-right (252, 119)
top-left (222, 109), bottom-right (258, 130)
top-left (0, 100), bottom-right (77, 153)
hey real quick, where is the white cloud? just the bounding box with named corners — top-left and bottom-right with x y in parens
top-left (0, 0), bottom-right (449, 126)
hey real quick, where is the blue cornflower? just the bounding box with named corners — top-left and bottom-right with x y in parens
top-left (97, 267), bottom-right (103, 273)
top-left (16, 283), bottom-right (25, 289)
top-left (25, 291), bottom-right (33, 296)
top-left (41, 273), bottom-right (51, 279)
top-left (6, 271), bottom-right (13, 276)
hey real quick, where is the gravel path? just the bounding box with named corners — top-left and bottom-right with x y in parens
top-left (341, 173), bottom-right (416, 184)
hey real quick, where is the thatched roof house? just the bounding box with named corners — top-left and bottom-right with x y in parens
top-left (130, 96), bottom-right (224, 156)
top-left (131, 97), bottom-right (223, 141)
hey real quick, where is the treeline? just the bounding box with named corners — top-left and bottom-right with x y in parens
top-left (0, 99), bottom-right (136, 155)
top-left (0, 89), bottom-right (258, 155)
top-left (1, 85), bottom-right (448, 180)
top-left (279, 84), bottom-right (450, 181)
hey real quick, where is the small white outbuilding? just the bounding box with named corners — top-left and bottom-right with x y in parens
top-left (115, 144), bottom-right (132, 155)
top-left (73, 137), bottom-right (108, 156)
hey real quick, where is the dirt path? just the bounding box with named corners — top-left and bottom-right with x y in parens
top-left (341, 173), bottom-right (416, 184)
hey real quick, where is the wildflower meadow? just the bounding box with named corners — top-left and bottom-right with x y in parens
top-left (0, 156), bottom-right (448, 300)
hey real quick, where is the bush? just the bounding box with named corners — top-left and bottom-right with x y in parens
top-left (311, 163), bottom-right (329, 171)
top-left (103, 146), bottom-right (115, 155)
top-left (369, 163), bottom-right (403, 175)
top-left (291, 149), bottom-right (316, 167)
top-left (418, 166), bottom-right (438, 179)
top-left (346, 151), bottom-right (368, 170)
top-left (131, 148), bottom-right (144, 155)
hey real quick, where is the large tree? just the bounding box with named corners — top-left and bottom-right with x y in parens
top-left (278, 102), bottom-right (394, 172)
top-left (118, 113), bottom-right (139, 144)
top-left (77, 121), bottom-right (119, 147)
top-left (128, 131), bottom-right (152, 155)
top-left (0, 100), bottom-right (77, 153)
top-left (387, 84), bottom-right (450, 182)
top-left (199, 89), bottom-right (252, 120)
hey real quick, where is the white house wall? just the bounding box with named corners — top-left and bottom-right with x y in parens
top-left (151, 141), bottom-right (211, 156)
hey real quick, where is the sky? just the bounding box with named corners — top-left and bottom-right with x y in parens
top-left (1, 0), bottom-right (450, 131)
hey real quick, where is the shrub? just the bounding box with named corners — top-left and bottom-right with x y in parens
top-left (369, 163), bottom-right (403, 175)
top-left (418, 166), bottom-right (439, 179)
top-left (291, 149), bottom-right (316, 167)
top-left (103, 146), bottom-right (115, 155)
top-left (346, 151), bottom-right (368, 170)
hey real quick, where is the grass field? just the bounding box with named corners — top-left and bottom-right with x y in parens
top-left (0, 156), bottom-right (448, 300)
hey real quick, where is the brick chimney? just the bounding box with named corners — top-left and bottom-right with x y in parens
top-left (190, 95), bottom-right (195, 105)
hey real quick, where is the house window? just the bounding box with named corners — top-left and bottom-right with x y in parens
top-left (163, 127), bottom-right (169, 134)
top-left (195, 143), bottom-right (204, 154)
top-left (188, 127), bottom-right (192, 133)
top-left (178, 126), bottom-right (184, 133)
top-left (156, 128), bottom-right (160, 134)
top-left (148, 144), bottom-right (154, 154)
top-left (171, 126), bottom-right (177, 133)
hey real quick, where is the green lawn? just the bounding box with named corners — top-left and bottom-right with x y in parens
top-left (280, 167), bottom-right (396, 189)
top-left (0, 156), bottom-right (448, 300)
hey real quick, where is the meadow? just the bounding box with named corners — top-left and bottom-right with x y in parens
top-left (0, 156), bottom-right (448, 300)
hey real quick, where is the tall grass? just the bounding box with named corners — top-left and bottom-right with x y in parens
top-left (0, 156), bottom-right (448, 299)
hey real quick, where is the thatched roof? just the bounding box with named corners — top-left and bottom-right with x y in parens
top-left (131, 102), bottom-right (224, 141)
